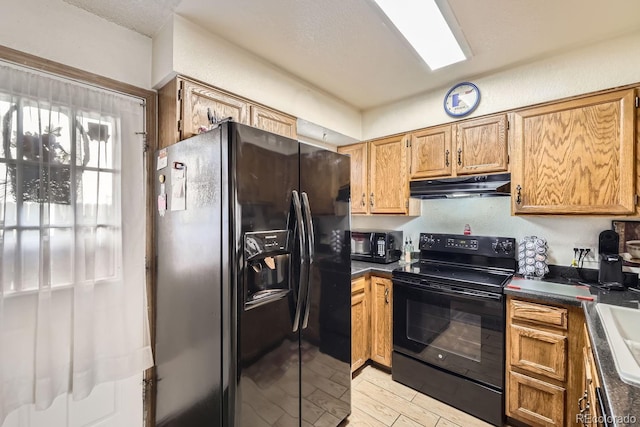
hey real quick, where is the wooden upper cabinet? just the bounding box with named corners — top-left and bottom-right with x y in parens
top-left (337, 143), bottom-right (369, 214)
top-left (455, 114), bottom-right (508, 176)
top-left (369, 135), bottom-right (408, 214)
top-left (158, 76), bottom-right (297, 148)
top-left (408, 115), bottom-right (507, 180)
top-left (511, 88), bottom-right (636, 214)
top-left (250, 104), bottom-right (297, 139)
top-left (409, 125), bottom-right (453, 179)
top-left (181, 78), bottom-right (249, 139)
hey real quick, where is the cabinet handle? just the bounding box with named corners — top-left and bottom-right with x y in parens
top-left (578, 390), bottom-right (588, 412)
top-left (370, 192), bottom-right (374, 208)
top-left (384, 288), bottom-right (389, 304)
top-left (361, 193), bottom-right (365, 207)
top-left (445, 150), bottom-right (450, 167)
top-left (516, 185), bottom-right (522, 205)
top-left (457, 148), bottom-right (462, 166)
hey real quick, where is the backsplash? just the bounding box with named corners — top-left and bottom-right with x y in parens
top-left (352, 197), bottom-right (616, 268)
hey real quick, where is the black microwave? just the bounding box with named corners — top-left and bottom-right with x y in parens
top-left (351, 230), bottom-right (403, 264)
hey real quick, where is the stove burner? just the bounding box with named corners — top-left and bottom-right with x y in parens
top-left (393, 233), bottom-right (517, 292)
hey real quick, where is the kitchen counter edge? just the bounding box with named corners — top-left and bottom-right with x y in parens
top-left (351, 260), bottom-right (402, 279)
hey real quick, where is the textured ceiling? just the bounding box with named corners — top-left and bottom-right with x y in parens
top-left (63, 0), bottom-right (640, 111)
top-left (63, 0), bottom-right (182, 37)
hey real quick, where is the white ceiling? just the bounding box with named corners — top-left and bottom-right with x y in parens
top-left (64, 0), bottom-right (640, 111)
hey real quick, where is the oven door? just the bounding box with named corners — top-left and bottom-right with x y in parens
top-left (393, 277), bottom-right (505, 389)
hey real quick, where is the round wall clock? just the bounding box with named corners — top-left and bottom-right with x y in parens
top-left (444, 82), bottom-right (480, 117)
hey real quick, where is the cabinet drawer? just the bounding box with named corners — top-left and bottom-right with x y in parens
top-left (510, 324), bottom-right (567, 381)
top-left (510, 299), bottom-right (568, 330)
top-left (508, 371), bottom-right (565, 427)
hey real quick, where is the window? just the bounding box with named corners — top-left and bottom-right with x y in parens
top-left (1, 100), bottom-right (121, 291)
top-left (0, 61), bottom-right (153, 424)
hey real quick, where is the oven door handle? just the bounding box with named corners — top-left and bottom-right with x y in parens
top-left (393, 278), bottom-right (503, 302)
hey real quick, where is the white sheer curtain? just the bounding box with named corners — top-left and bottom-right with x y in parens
top-left (0, 62), bottom-right (153, 424)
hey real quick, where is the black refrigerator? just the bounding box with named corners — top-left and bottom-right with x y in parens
top-left (154, 121), bottom-right (352, 427)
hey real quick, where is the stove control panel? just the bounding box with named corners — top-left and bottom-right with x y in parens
top-left (420, 233), bottom-right (516, 259)
top-left (446, 237), bottom-right (478, 250)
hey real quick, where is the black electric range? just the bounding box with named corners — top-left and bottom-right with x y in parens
top-left (391, 233), bottom-right (516, 426)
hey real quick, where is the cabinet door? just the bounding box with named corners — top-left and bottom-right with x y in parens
top-left (250, 104), bottom-right (297, 139)
top-left (351, 277), bottom-right (369, 372)
top-left (409, 125), bottom-right (453, 179)
top-left (180, 79), bottom-right (249, 139)
top-left (338, 143), bottom-right (369, 214)
top-left (512, 89), bottom-right (636, 214)
top-left (509, 324), bottom-right (567, 381)
top-left (370, 276), bottom-right (392, 368)
top-left (455, 114), bottom-right (508, 175)
top-left (508, 371), bottom-right (566, 427)
top-left (369, 135), bottom-right (408, 214)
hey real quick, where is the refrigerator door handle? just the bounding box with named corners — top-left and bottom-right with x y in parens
top-left (292, 190), bottom-right (307, 333)
top-left (301, 192), bottom-right (315, 329)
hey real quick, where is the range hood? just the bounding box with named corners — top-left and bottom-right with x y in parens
top-left (410, 173), bottom-right (511, 199)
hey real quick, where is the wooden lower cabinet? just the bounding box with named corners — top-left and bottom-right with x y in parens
top-left (580, 324), bottom-right (605, 427)
top-left (508, 371), bottom-right (566, 426)
top-left (370, 276), bottom-right (392, 367)
top-left (350, 274), bottom-right (393, 372)
top-left (509, 324), bottom-right (567, 381)
top-left (351, 276), bottom-right (369, 372)
top-left (506, 296), bottom-right (586, 427)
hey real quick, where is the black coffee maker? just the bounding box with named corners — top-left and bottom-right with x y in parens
top-left (598, 230), bottom-right (624, 285)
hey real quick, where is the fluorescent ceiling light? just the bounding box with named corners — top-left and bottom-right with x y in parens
top-left (373, 0), bottom-right (466, 70)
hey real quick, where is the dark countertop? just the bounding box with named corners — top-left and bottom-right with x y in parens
top-left (350, 260), bottom-right (404, 278)
top-left (583, 290), bottom-right (640, 426)
top-left (505, 275), bottom-right (640, 425)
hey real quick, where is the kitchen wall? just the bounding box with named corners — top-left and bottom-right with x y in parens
top-left (1, 0), bottom-right (153, 89)
top-left (353, 198), bottom-right (614, 268)
top-left (153, 15), bottom-right (363, 141)
top-left (362, 30), bottom-right (640, 139)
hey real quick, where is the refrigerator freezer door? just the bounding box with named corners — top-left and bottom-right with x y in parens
top-left (299, 143), bottom-right (352, 425)
top-left (155, 130), bottom-right (224, 426)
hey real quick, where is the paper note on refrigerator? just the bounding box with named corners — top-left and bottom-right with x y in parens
top-left (171, 166), bottom-right (186, 211)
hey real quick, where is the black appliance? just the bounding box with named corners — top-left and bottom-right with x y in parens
top-left (392, 233), bottom-right (516, 426)
top-left (410, 173), bottom-right (511, 199)
top-left (598, 230), bottom-right (624, 286)
top-left (154, 121), bottom-right (352, 426)
top-left (351, 229), bottom-right (402, 263)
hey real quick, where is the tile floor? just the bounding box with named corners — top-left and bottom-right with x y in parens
top-left (341, 364), bottom-right (492, 427)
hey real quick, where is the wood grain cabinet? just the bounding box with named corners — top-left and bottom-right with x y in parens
top-left (455, 114), bottom-right (508, 175)
top-left (506, 297), bottom-right (586, 427)
top-left (350, 274), bottom-right (393, 372)
top-left (249, 104), bottom-right (297, 139)
top-left (408, 114), bottom-right (508, 180)
top-left (580, 324), bottom-right (605, 427)
top-left (351, 276), bottom-right (370, 373)
top-left (511, 88), bottom-right (636, 214)
top-left (369, 276), bottom-right (392, 367)
top-left (409, 124), bottom-right (453, 179)
top-left (338, 136), bottom-right (420, 216)
top-left (158, 76), bottom-right (296, 149)
top-left (338, 143), bottom-right (368, 214)
top-left (369, 135), bottom-right (410, 214)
